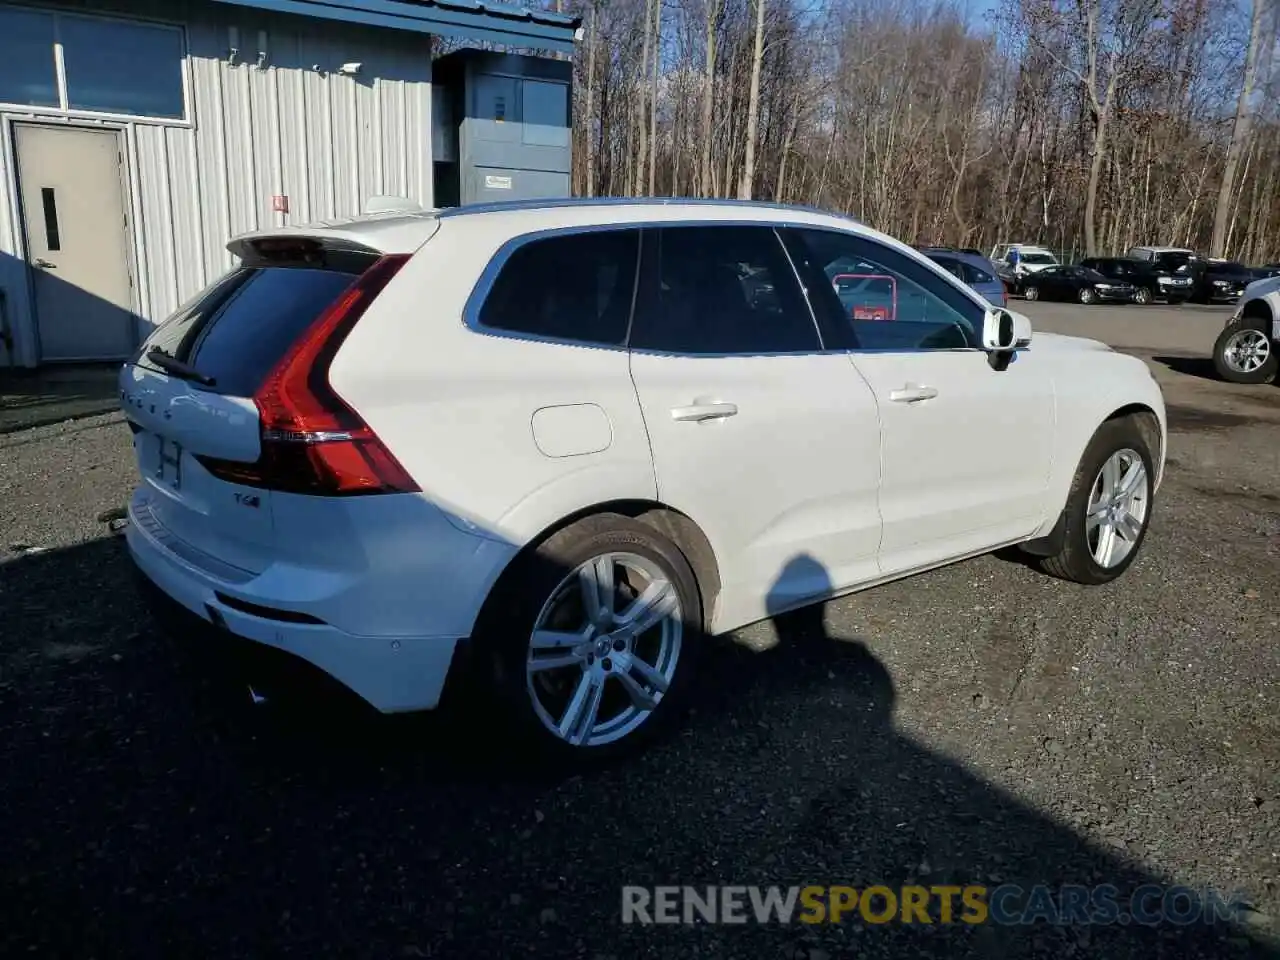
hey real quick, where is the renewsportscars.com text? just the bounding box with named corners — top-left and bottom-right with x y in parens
top-left (621, 884), bottom-right (1249, 926)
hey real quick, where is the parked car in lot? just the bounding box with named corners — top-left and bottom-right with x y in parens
top-left (1190, 259), bottom-right (1254, 304)
top-left (1250, 263), bottom-right (1280, 281)
top-left (990, 243), bottom-right (1060, 278)
top-left (120, 198), bottom-right (1167, 761)
top-left (1126, 246), bottom-right (1199, 274)
top-left (1212, 274), bottom-right (1280, 383)
top-left (1079, 257), bottom-right (1193, 304)
top-left (1021, 265), bottom-right (1137, 304)
top-left (918, 246), bottom-right (1007, 306)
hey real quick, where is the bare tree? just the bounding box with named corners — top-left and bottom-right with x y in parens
top-left (1211, 0), bottom-right (1273, 256)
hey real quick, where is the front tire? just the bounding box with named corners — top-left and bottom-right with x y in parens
top-left (1037, 417), bottom-right (1155, 585)
top-left (1133, 286), bottom-right (1153, 305)
top-left (1023, 285), bottom-right (1040, 302)
top-left (1078, 287), bottom-right (1096, 305)
top-left (1213, 321), bottom-right (1277, 384)
top-left (472, 513), bottom-right (702, 765)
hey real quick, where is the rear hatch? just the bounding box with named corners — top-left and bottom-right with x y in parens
top-left (121, 234), bottom-right (419, 576)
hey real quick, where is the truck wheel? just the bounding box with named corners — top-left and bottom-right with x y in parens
top-left (1213, 320), bottom-right (1277, 384)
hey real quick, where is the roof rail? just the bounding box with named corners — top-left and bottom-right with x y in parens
top-left (435, 196), bottom-right (861, 223)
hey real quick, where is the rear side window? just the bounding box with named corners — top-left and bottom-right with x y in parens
top-left (961, 261), bottom-right (995, 284)
top-left (477, 229), bottom-right (640, 346)
top-left (139, 265), bottom-right (364, 397)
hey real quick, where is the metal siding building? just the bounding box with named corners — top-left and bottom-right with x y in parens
top-left (0, 0), bottom-right (576, 367)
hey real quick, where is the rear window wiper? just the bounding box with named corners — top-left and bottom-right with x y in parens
top-left (145, 347), bottom-right (217, 387)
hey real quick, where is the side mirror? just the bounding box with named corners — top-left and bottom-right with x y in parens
top-left (981, 308), bottom-right (1032, 352)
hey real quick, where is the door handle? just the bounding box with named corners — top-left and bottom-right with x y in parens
top-left (888, 384), bottom-right (938, 403)
top-left (670, 401), bottom-right (738, 422)
top-left (32, 258), bottom-right (56, 269)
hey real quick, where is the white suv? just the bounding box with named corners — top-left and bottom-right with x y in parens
top-left (121, 199), bottom-right (1167, 761)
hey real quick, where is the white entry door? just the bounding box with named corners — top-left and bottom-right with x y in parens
top-left (14, 124), bottom-right (137, 361)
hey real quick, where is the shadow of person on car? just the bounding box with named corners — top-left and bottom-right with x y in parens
top-left (2, 535), bottom-right (1276, 958)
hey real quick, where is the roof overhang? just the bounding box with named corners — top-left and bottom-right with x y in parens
top-left (208, 0), bottom-right (580, 54)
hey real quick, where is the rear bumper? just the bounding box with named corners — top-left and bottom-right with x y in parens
top-left (127, 494), bottom-right (462, 713)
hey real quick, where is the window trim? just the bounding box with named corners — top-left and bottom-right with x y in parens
top-left (462, 219), bottom-right (995, 355)
top-left (0, 3), bottom-right (191, 127)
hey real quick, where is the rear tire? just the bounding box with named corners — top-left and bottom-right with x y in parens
top-left (471, 513), bottom-right (702, 766)
top-left (1023, 286), bottom-right (1040, 302)
top-left (1037, 417), bottom-right (1155, 586)
top-left (1213, 320), bottom-right (1277, 384)
top-left (1133, 287), bottom-right (1153, 305)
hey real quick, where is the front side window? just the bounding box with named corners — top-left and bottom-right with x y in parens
top-left (477, 229), bottom-right (640, 347)
top-left (783, 229), bottom-right (983, 352)
top-left (0, 10), bottom-right (185, 119)
top-left (629, 226), bottom-right (820, 355)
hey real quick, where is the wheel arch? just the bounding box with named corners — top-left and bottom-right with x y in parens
top-left (1241, 296), bottom-right (1274, 326)
top-left (1037, 393), bottom-right (1165, 543)
top-left (481, 499), bottom-right (723, 634)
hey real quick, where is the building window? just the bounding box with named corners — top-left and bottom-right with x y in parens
top-left (0, 8), bottom-right (58, 108)
top-left (0, 6), bottom-right (185, 120)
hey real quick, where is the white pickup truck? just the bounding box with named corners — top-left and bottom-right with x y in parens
top-left (1212, 275), bottom-right (1280, 384)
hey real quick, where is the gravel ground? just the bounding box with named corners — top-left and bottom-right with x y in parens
top-left (1, 304), bottom-right (1277, 958)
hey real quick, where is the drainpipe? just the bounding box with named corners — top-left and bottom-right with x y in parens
top-left (0, 289), bottom-right (14, 368)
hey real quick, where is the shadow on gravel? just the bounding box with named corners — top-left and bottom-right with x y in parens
top-left (1152, 354), bottom-right (1220, 383)
top-left (0, 363), bottom-right (121, 434)
top-left (0, 538), bottom-right (1274, 958)
top-left (1163, 403), bottom-right (1255, 432)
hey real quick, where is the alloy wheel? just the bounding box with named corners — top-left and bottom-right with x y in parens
top-left (525, 552), bottom-right (683, 748)
top-left (1085, 448), bottom-right (1150, 569)
top-left (1222, 330), bottom-right (1271, 374)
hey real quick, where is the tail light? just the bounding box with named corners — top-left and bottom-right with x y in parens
top-left (198, 254), bottom-right (420, 496)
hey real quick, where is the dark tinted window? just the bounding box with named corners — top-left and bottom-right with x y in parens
top-left (478, 229), bottom-right (639, 346)
top-left (928, 255), bottom-right (965, 281)
top-left (961, 261), bottom-right (995, 284)
top-left (784, 229), bottom-right (982, 351)
top-left (137, 266), bottom-right (363, 397)
top-left (0, 9), bottom-right (58, 107)
top-left (60, 15), bottom-right (186, 118)
top-left (630, 226), bottom-right (819, 354)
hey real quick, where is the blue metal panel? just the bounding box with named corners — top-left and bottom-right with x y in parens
top-left (207, 0), bottom-right (580, 52)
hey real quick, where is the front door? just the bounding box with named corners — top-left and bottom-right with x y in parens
top-left (14, 123), bottom-right (136, 361)
top-left (782, 227), bottom-right (1055, 575)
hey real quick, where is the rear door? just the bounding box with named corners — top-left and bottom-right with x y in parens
top-left (120, 243), bottom-right (379, 573)
top-left (627, 224), bottom-right (882, 628)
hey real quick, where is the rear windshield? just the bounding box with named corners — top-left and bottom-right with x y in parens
top-left (1020, 252), bottom-right (1057, 264)
top-left (139, 265), bottom-right (363, 397)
